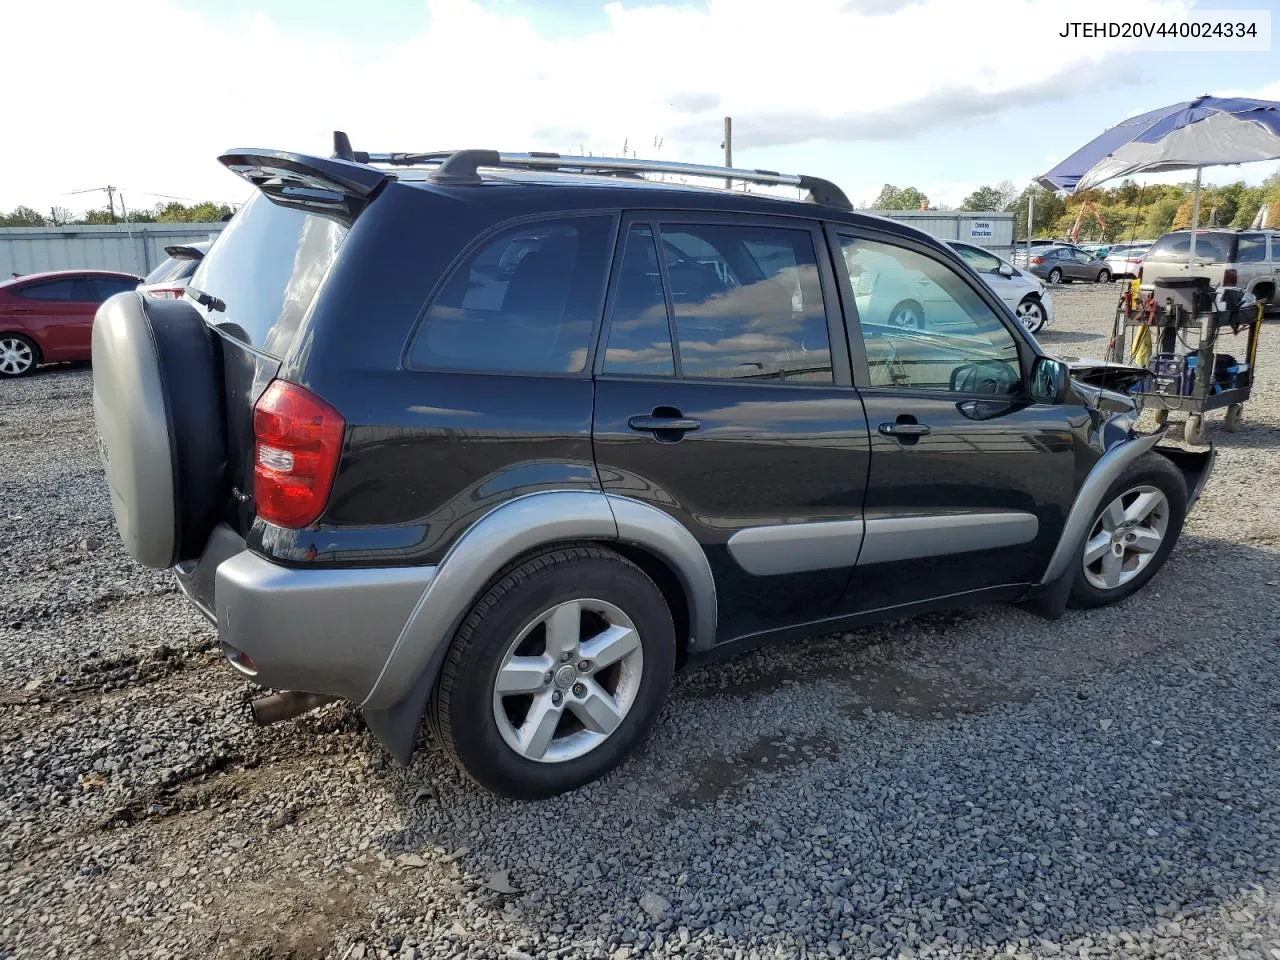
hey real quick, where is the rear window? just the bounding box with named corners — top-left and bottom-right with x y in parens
top-left (1146, 231), bottom-right (1236, 263)
top-left (188, 193), bottom-right (348, 358)
top-left (144, 256), bottom-right (199, 285)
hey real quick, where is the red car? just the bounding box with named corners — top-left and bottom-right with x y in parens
top-left (0, 270), bottom-right (141, 377)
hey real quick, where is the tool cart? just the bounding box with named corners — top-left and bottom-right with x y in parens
top-left (1104, 276), bottom-right (1263, 445)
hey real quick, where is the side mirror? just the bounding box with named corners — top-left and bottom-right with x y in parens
top-left (998, 263), bottom-right (1015, 278)
top-left (1030, 355), bottom-right (1070, 404)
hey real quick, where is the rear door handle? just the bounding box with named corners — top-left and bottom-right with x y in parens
top-left (629, 415), bottom-right (701, 433)
top-left (878, 422), bottom-right (931, 437)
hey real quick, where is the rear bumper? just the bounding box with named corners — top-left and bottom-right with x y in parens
top-left (174, 524), bottom-right (435, 702)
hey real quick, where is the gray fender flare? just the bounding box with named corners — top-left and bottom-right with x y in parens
top-left (1038, 430), bottom-right (1164, 587)
top-left (361, 490), bottom-right (717, 714)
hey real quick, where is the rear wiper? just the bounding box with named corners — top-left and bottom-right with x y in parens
top-left (187, 286), bottom-right (226, 313)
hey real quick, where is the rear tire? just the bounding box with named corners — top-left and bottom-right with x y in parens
top-left (1068, 452), bottom-right (1186, 609)
top-left (1047, 268), bottom-right (1064, 285)
top-left (0, 333), bottom-right (39, 377)
top-left (1097, 269), bottom-right (1112, 284)
top-left (429, 545), bottom-right (676, 800)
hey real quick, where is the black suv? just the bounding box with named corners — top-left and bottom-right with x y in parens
top-left (92, 134), bottom-right (1213, 799)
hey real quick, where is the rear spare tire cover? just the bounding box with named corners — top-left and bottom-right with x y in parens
top-left (92, 293), bottom-right (225, 569)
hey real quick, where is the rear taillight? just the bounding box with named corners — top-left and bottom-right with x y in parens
top-left (1223, 268), bottom-right (1238, 287)
top-left (1030, 256), bottom-right (1045, 265)
top-left (146, 288), bottom-right (185, 299)
top-left (252, 380), bottom-right (345, 528)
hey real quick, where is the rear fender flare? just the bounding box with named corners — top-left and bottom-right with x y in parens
top-left (361, 490), bottom-right (717, 713)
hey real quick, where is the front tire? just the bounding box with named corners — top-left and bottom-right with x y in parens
top-left (0, 333), bottom-right (39, 377)
top-left (1068, 452), bottom-right (1187, 609)
top-left (887, 300), bottom-right (925, 331)
top-left (429, 545), bottom-right (676, 800)
top-left (1015, 297), bottom-right (1046, 334)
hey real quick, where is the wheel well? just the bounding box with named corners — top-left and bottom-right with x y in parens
top-left (476, 538), bottom-right (694, 667)
top-left (1253, 281), bottom-right (1275, 303)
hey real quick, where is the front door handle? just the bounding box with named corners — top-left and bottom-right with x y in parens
top-left (629, 415), bottom-right (701, 433)
top-left (878, 422), bottom-right (931, 437)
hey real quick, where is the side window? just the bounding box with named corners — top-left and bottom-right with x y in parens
top-left (656, 223), bottom-right (832, 383)
top-left (839, 234), bottom-right (1022, 395)
top-left (602, 224), bottom-right (675, 377)
top-left (953, 244), bottom-right (1002, 274)
top-left (1237, 233), bottom-right (1266, 263)
top-left (408, 216), bottom-right (612, 374)
top-left (17, 279), bottom-right (82, 301)
top-left (90, 277), bottom-right (139, 301)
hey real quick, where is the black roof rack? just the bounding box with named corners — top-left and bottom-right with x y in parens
top-left (330, 130), bottom-right (852, 210)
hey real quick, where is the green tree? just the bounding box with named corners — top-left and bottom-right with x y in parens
top-left (958, 186), bottom-right (1005, 212)
top-left (81, 209), bottom-right (117, 225)
top-left (1, 205), bottom-right (48, 227)
top-left (870, 184), bottom-right (929, 210)
top-left (1008, 186), bottom-right (1065, 240)
top-left (1145, 194), bottom-right (1184, 236)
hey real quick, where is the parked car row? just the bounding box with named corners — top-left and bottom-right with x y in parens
top-left (0, 243), bottom-right (209, 377)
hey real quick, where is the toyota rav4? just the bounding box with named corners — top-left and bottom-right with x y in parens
top-left (92, 134), bottom-right (1214, 799)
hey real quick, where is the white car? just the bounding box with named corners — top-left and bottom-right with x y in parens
top-left (946, 241), bottom-right (1054, 334)
top-left (1104, 242), bottom-right (1151, 279)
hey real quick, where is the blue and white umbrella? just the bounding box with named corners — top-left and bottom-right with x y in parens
top-left (1036, 95), bottom-right (1280, 255)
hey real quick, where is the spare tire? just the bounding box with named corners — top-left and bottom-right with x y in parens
top-left (92, 292), bottom-right (226, 569)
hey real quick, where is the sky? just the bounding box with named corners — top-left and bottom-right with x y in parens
top-left (1, 0), bottom-right (1278, 218)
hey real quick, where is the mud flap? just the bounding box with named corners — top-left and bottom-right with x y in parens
top-left (1153, 443), bottom-right (1215, 511)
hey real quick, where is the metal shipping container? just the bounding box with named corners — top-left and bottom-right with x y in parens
top-left (866, 210), bottom-right (1016, 258)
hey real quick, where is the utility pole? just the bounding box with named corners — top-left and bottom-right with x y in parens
top-left (49, 207), bottom-right (58, 226)
top-left (722, 116), bottom-right (732, 190)
top-left (106, 185), bottom-right (116, 224)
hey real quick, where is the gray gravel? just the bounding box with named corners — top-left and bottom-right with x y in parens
top-left (2, 286), bottom-right (1280, 960)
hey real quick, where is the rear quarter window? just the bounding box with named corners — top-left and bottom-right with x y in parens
top-left (188, 193), bottom-right (349, 358)
top-left (407, 215), bottom-right (614, 375)
top-left (1146, 232), bottom-right (1236, 263)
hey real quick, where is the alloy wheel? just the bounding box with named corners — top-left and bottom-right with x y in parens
top-left (1082, 484), bottom-right (1169, 590)
top-left (492, 598), bottom-right (644, 763)
top-left (0, 337), bottom-right (34, 376)
top-left (1015, 300), bottom-right (1045, 333)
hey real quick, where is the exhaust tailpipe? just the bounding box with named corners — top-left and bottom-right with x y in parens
top-left (249, 691), bottom-right (339, 726)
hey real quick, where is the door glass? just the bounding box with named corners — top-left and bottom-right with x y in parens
top-left (17, 279), bottom-right (80, 301)
top-left (839, 235), bottom-right (1022, 395)
top-left (89, 277), bottom-right (139, 300)
top-left (656, 223), bottom-right (832, 383)
top-left (602, 224), bottom-right (675, 377)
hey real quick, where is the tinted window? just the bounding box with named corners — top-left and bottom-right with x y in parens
top-left (1237, 233), bottom-right (1267, 263)
top-left (18, 279), bottom-right (85, 301)
top-left (952, 244), bottom-right (1002, 274)
top-left (840, 235), bottom-right (1021, 395)
top-left (602, 224), bottom-right (674, 377)
top-left (89, 277), bottom-right (139, 301)
top-left (657, 223), bottom-right (831, 383)
top-left (143, 256), bottom-right (198, 284)
top-left (409, 216), bottom-right (612, 374)
top-left (1146, 231), bottom-right (1235, 263)
top-left (190, 192), bottom-right (349, 358)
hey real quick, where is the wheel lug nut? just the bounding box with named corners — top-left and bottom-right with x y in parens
top-left (543, 671), bottom-right (554, 685)
top-left (577, 660), bottom-right (591, 672)
top-left (560, 652), bottom-right (572, 663)
top-left (551, 691), bottom-right (562, 706)
top-left (572, 683), bottom-right (586, 698)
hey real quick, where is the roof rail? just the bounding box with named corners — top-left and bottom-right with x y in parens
top-left (330, 130), bottom-right (851, 210)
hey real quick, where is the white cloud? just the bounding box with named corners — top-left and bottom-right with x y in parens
top-left (0, 0), bottom-right (1272, 216)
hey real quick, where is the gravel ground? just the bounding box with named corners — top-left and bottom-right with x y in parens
top-left (2, 284), bottom-right (1279, 960)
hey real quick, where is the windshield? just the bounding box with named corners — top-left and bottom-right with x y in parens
top-left (188, 193), bottom-right (349, 358)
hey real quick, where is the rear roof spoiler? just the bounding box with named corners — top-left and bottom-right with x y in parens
top-left (218, 147), bottom-right (388, 217)
top-left (163, 244), bottom-right (207, 260)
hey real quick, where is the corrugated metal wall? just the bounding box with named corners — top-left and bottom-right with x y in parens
top-left (0, 223), bottom-right (226, 279)
top-left (867, 211), bottom-right (1017, 256)
top-left (1, 212), bottom-right (1015, 278)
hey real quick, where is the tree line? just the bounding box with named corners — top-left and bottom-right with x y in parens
top-left (869, 174), bottom-right (1280, 242)
top-left (0, 201), bottom-right (234, 228)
